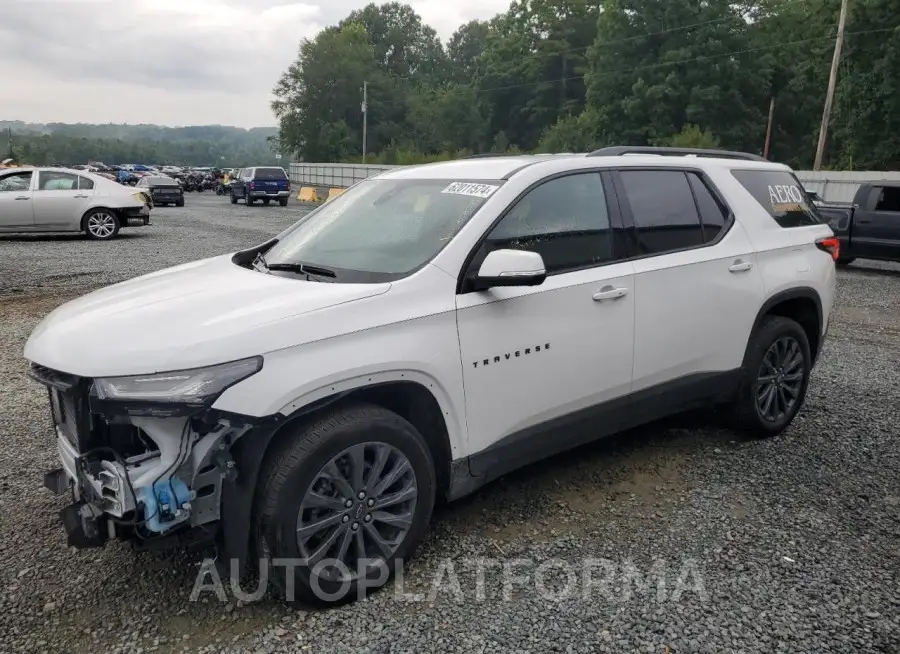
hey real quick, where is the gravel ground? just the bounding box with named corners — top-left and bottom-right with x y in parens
top-left (0, 195), bottom-right (898, 653)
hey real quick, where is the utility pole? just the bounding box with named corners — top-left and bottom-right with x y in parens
top-left (361, 81), bottom-right (368, 164)
top-left (814, 0), bottom-right (849, 170)
top-left (763, 95), bottom-right (776, 160)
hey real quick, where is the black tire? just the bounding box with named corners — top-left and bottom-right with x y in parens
top-left (836, 257), bottom-right (855, 266)
top-left (82, 209), bottom-right (121, 240)
top-left (263, 199), bottom-right (271, 206)
top-left (246, 195), bottom-right (254, 206)
top-left (279, 198), bottom-right (289, 207)
top-left (230, 193), bottom-right (237, 205)
top-left (176, 199), bottom-right (185, 207)
top-left (731, 315), bottom-right (811, 437)
top-left (255, 403), bottom-right (436, 605)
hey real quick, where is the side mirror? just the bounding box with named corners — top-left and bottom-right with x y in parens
top-left (474, 249), bottom-right (547, 291)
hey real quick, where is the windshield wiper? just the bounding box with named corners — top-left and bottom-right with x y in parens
top-left (265, 262), bottom-right (337, 279)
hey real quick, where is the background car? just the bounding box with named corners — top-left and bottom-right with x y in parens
top-left (0, 167), bottom-right (151, 240)
top-left (230, 166), bottom-right (291, 206)
top-left (136, 175), bottom-right (185, 207)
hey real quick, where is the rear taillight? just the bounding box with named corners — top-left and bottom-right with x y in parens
top-left (815, 237), bottom-right (840, 262)
top-left (250, 182), bottom-right (255, 190)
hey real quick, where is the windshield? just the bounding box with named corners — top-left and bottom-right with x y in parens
top-left (264, 178), bottom-right (501, 282)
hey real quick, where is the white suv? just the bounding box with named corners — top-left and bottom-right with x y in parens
top-left (25, 147), bottom-right (837, 603)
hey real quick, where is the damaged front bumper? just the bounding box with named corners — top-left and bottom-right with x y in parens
top-left (30, 363), bottom-right (279, 564)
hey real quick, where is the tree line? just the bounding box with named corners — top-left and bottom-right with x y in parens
top-left (3, 123), bottom-right (280, 167)
top-left (272, 0), bottom-right (899, 170)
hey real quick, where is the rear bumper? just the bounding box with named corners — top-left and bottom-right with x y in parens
top-left (250, 190), bottom-right (290, 198)
top-left (119, 206), bottom-right (151, 227)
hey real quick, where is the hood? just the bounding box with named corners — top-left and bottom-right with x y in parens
top-left (24, 255), bottom-right (390, 377)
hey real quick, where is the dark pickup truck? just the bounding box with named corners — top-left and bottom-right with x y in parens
top-left (816, 181), bottom-right (900, 265)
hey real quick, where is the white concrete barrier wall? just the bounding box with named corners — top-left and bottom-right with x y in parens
top-left (795, 170), bottom-right (900, 204)
top-left (290, 163), bottom-right (899, 203)
top-left (289, 163), bottom-right (397, 189)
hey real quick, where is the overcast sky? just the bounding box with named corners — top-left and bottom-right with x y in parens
top-left (2, 0), bottom-right (510, 128)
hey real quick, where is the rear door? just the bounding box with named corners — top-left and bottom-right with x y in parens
top-left (614, 168), bottom-right (765, 403)
top-left (32, 171), bottom-right (91, 229)
top-left (850, 185), bottom-right (900, 259)
top-left (0, 170), bottom-right (36, 227)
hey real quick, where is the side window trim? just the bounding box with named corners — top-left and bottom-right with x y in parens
top-left (456, 169), bottom-right (628, 294)
top-left (612, 167), bottom-right (735, 260)
top-left (685, 171), bottom-right (730, 243)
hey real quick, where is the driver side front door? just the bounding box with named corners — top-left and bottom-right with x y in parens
top-left (455, 171), bottom-right (636, 479)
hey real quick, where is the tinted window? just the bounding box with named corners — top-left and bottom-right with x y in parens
top-left (486, 173), bottom-right (612, 274)
top-left (688, 173), bottom-right (727, 242)
top-left (0, 171), bottom-right (33, 192)
top-left (254, 167), bottom-right (287, 181)
top-left (78, 176), bottom-right (94, 190)
top-left (38, 171), bottom-right (79, 191)
top-left (619, 170), bottom-right (703, 254)
top-left (148, 177), bottom-right (178, 186)
top-left (731, 170), bottom-right (821, 227)
top-left (874, 187), bottom-right (900, 213)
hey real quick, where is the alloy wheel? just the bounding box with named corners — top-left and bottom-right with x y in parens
top-left (296, 442), bottom-right (417, 582)
top-left (87, 212), bottom-right (116, 238)
top-left (756, 336), bottom-right (805, 422)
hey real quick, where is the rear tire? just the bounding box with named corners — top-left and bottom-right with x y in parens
top-left (176, 199), bottom-right (184, 207)
top-left (83, 209), bottom-right (121, 241)
top-left (255, 403), bottom-right (436, 605)
top-left (731, 315), bottom-right (811, 438)
top-left (279, 198), bottom-right (289, 207)
top-left (836, 257), bottom-right (855, 266)
top-left (246, 195), bottom-right (254, 206)
top-left (230, 193), bottom-right (237, 205)
top-left (263, 199), bottom-right (271, 206)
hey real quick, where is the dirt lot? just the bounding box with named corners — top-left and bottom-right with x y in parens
top-left (0, 195), bottom-right (898, 653)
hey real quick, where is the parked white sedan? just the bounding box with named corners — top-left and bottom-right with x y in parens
top-left (0, 167), bottom-right (151, 240)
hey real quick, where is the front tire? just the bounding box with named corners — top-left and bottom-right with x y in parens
top-left (731, 316), bottom-right (811, 437)
top-left (83, 209), bottom-right (121, 240)
top-left (255, 403), bottom-right (436, 605)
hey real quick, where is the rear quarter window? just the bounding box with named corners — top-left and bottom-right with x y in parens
top-left (731, 170), bottom-right (821, 228)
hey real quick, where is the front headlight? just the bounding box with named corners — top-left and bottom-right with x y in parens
top-left (93, 357), bottom-right (262, 408)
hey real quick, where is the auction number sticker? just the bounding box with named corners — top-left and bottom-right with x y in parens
top-left (442, 182), bottom-right (500, 198)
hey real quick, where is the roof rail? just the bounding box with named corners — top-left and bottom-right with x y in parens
top-left (460, 153), bottom-right (531, 159)
top-left (587, 146), bottom-right (767, 162)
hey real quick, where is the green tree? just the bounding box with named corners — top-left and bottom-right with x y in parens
top-left (586, 0), bottom-right (769, 152)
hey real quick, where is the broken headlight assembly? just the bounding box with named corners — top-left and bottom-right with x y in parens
top-left (90, 356), bottom-right (263, 417)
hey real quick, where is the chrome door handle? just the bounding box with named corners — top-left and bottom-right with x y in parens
top-left (729, 260), bottom-right (753, 273)
top-left (74, 194), bottom-right (89, 199)
top-left (593, 285), bottom-right (629, 301)
top-left (14, 196), bottom-right (30, 201)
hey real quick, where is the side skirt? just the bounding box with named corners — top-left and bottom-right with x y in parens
top-left (448, 369), bottom-right (741, 501)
